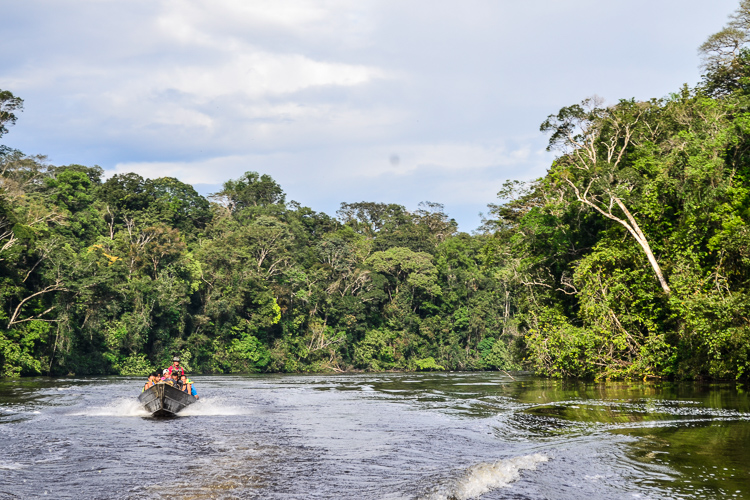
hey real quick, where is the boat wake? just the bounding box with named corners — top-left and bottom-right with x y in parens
top-left (178, 397), bottom-right (250, 416)
top-left (69, 398), bottom-right (150, 417)
top-left (422, 453), bottom-right (549, 500)
top-left (67, 396), bottom-right (249, 418)
top-left (0, 461), bottom-right (26, 470)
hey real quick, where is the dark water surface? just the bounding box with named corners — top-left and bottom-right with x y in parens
top-left (0, 373), bottom-right (748, 499)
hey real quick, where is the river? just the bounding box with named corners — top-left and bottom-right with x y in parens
top-left (0, 372), bottom-right (748, 499)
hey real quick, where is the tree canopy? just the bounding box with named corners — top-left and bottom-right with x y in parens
top-left (3, 5), bottom-right (750, 379)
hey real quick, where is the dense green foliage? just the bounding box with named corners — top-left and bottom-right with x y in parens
top-left (491, 87), bottom-right (750, 380)
top-left (482, 3), bottom-right (750, 380)
top-left (3, 6), bottom-right (750, 379)
top-left (0, 141), bottom-right (519, 376)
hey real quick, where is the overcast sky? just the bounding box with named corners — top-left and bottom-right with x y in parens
top-left (0, 0), bottom-right (739, 230)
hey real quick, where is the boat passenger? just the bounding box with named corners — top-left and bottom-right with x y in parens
top-left (186, 377), bottom-right (198, 399)
top-left (171, 371), bottom-right (183, 390)
top-left (142, 373), bottom-right (156, 392)
top-left (179, 374), bottom-right (198, 398)
top-left (162, 369), bottom-right (174, 386)
top-left (167, 357), bottom-right (185, 377)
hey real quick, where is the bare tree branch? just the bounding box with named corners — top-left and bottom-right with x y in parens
top-left (7, 281), bottom-right (68, 328)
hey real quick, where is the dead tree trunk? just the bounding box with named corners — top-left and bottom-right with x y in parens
top-left (566, 179), bottom-right (670, 294)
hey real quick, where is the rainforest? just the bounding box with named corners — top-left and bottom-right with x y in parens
top-left (3, 11), bottom-right (750, 381)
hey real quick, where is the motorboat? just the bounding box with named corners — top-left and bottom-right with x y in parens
top-left (138, 382), bottom-right (196, 417)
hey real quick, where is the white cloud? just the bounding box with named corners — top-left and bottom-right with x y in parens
top-left (146, 52), bottom-right (386, 99)
top-left (0, 0), bottom-right (740, 230)
top-left (155, 0), bottom-right (377, 47)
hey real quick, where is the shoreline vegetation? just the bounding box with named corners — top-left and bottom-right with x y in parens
top-left (4, 4), bottom-right (750, 380)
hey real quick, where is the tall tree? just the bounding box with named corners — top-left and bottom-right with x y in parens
top-left (213, 171), bottom-right (285, 213)
top-left (0, 90), bottom-right (23, 138)
top-left (699, 0), bottom-right (750, 95)
top-left (541, 97), bottom-right (672, 295)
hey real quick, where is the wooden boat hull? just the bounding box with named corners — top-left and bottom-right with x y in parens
top-left (138, 383), bottom-right (196, 417)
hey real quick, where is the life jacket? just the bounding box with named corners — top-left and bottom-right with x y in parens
top-left (168, 365), bottom-right (185, 377)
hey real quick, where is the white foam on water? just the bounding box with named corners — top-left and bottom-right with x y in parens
top-left (0, 461), bottom-right (26, 470)
top-left (66, 396), bottom-right (249, 417)
top-left (178, 397), bottom-right (250, 416)
top-left (424, 453), bottom-right (549, 500)
top-left (68, 398), bottom-right (150, 417)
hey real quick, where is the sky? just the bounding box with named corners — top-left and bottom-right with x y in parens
top-left (0, 0), bottom-right (740, 231)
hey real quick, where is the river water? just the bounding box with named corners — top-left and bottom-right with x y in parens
top-left (0, 372), bottom-right (748, 499)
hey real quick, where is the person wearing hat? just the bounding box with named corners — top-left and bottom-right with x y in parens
top-left (167, 357), bottom-right (185, 377)
top-left (181, 374), bottom-right (199, 399)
